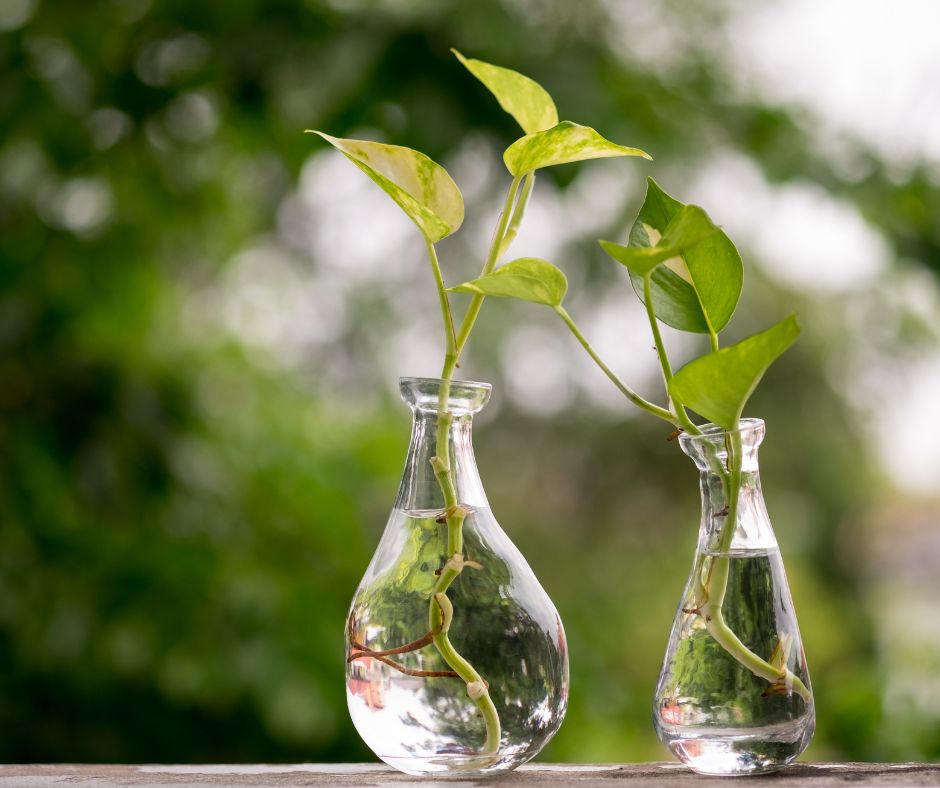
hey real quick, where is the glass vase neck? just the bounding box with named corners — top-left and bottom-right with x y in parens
top-left (394, 376), bottom-right (490, 512)
top-left (678, 419), bottom-right (776, 553)
top-left (678, 418), bottom-right (765, 473)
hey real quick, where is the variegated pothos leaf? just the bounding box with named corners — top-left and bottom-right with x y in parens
top-left (452, 50), bottom-right (558, 134)
top-left (503, 121), bottom-right (651, 176)
top-left (307, 131), bottom-right (464, 242)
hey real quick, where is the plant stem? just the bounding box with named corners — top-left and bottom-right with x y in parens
top-left (453, 174), bottom-right (524, 358)
top-left (349, 651), bottom-right (460, 678)
top-left (425, 240), bottom-right (458, 359)
top-left (644, 274), bottom-right (673, 385)
top-left (420, 175), bottom-right (534, 758)
top-left (348, 633), bottom-right (434, 660)
top-left (699, 426), bottom-right (812, 703)
top-left (704, 614), bottom-right (811, 702)
top-left (704, 428), bottom-right (743, 613)
top-left (552, 305), bottom-right (679, 426)
top-left (499, 171), bottom-right (535, 254)
top-left (426, 406), bottom-right (501, 753)
top-left (642, 274), bottom-right (699, 435)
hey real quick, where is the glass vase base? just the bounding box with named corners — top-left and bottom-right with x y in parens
top-left (659, 719), bottom-right (813, 776)
top-left (376, 752), bottom-right (530, 778)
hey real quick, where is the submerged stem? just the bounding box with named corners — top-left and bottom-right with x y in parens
top-left (698, 426), bottom-right (812, 703)
top-left (352, 650), bottom-right (460, 679)
top-left (704, 614), bottom-right (811, 702)
top-left (348, 633), bottom-right (434, 661)
top-left (426, 411), bottom-right (500, 751)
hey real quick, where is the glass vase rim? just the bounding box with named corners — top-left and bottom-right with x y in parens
top-left (678, 417), bottom-right (766, 447)
top-left (398, 375), bottom-right (493, 392)
top-left (398, 375), bottom-right (492, 415)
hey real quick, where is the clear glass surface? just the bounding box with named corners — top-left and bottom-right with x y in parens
top-left (346, 378), bottom-right (568, 776)
top-left (653, 419), bottom-right (814, 775)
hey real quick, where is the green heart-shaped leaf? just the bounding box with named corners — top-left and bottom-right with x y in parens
top-left (503, 121), bottom-right (651, 176)
top-left (625, 183), bottom-right (706, 331)
top-left (599, 205), bottom-right (719, 278)
top-left (306, 131), bottom-right (464, 242)
top-left (627, 178), bottom-right (742, 334)
top-left (452, 49), bottom-right (558, 134)
top-left (668, 314), bottom-right (801, 430)
top-left (449, 257), bottom-right (567, 307)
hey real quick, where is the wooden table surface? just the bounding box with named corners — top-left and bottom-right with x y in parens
top-left (2, 763), bottom-right (939, 787)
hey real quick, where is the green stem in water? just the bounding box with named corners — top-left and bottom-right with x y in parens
top-left (704, 614), bottom-right (811, 702)
top-left (699, 426), bottom-right (812, 703)
top-left (427, 398), bottom-right (500, 754)
top-left (553, 305), bottom-right (679, 426)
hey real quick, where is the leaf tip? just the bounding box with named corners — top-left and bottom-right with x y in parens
top-left (446, 282), bottom-right (474, 294)
top-left (451, 48), bottom-right (468, 65)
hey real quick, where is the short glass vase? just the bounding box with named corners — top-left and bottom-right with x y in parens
top-left (653, 418), bottom-right (814, 776)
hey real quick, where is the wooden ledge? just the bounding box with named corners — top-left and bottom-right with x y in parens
top-left (2, 763), bottom-right (938, 786)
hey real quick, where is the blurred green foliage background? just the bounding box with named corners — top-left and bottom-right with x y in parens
top-left (3, 0), bottom-right (940, 765)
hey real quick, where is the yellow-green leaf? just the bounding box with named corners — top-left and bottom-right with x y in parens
top-left (306, 131), bottom-right (464, 242)
top-left (452, 49), bottom-right (558, 134)
top-left (449, 257), bottom-right (567, 307)
top-left (668, 315), bottom-right (801, 430)
top-left (503, 121), bottom-right (651, 176)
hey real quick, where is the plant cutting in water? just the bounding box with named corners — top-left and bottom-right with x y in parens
top-left (309, 52), bottom-right (649, 762)
top-left (451, 178), bottom-right (814, 741)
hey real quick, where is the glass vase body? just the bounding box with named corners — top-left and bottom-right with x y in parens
top-left (346, 377), bottom-right (568, 776)
top-left (653, 419), bottom-right (814, 776)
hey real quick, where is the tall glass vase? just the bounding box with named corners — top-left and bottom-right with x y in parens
top-left (653, 419), bottom-right (814, 775)
top-left (346, 377), bottom-right (568, 776)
